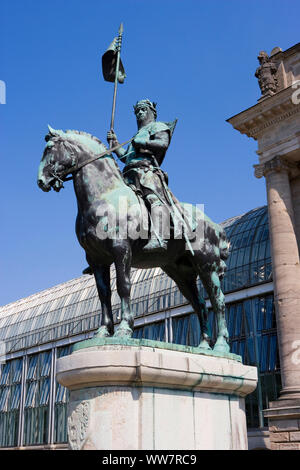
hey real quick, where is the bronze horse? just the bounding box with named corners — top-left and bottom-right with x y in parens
top-left (37, 127), bottom-right (230, 353)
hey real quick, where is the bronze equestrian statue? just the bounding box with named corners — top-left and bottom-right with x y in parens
top-left (37, 100), bottom-right (230, 354)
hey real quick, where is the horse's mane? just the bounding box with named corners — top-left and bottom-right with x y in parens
top-left (55, 128), bottom-right (123, 176)
top-left (64, 129), bottom-right (104, 146)
top-left (46, 128), bottom-right (109, 156)
top-left (45, 127), bottom-right (123, 177)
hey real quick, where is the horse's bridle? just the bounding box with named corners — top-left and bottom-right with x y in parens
top-left (50, 137), bottom-right (133, 185)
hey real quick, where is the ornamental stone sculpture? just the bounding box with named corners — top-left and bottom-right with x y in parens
top-left (255, 51), bottom-right (278, 99)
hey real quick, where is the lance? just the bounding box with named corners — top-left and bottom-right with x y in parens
top-left (110, 23), bottom-right (123, 141)
top-left (102, 23), bottom-right (125, 148)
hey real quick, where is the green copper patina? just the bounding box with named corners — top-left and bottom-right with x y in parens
top-left (38, 101), bottom-right (231, 354)
top-left (72, 337), bottom-right (242, 363)
top-left (37, 24), bottom-right (232, 356)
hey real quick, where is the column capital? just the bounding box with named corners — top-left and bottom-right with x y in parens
top-left (254, 155), bottom-right (298, 179)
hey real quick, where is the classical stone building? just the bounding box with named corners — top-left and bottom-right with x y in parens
top-left (228, 42), bottom-right (300, 450)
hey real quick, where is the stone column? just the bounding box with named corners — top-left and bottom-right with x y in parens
top-left (255, 156), bottom-right (300, 400)
top-left (255, 156), bottom-right (300, 449)
top-left (290, 175), bottom-right (300, 254)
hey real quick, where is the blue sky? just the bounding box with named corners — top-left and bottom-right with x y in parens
top-left (1, 0), bottom-right (299, 305)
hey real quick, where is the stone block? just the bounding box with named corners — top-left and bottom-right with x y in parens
top-left (273, 442), bottom-right (300, 450)
top-left (153, 388), bottom-right (195, 449)
top-left (269, 419), bottom-right (300, 432)
top-left (290, 431), bottom-right (300, 442)
top-left (270, 431), bottom-right (290, 442)
top-left (229, 396), bottom-right (248, 450)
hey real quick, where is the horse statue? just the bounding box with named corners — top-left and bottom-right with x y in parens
top-left (37, 126), bottom-right (230, 353)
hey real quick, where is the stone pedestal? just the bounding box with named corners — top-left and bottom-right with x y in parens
top-left (56, 338), bottom-right (257, 450)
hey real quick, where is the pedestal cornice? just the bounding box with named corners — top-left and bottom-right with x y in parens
top-left (56, 341), bottom-right (257, 398)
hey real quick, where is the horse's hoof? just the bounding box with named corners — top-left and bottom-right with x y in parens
top-left (113, 321), bottom-right (133, 339)
top-left (95, 326), bottom-right (112, 338)
top-left (198, 339), bottom-right (212, 351)
top-left (113, 328), bottom-right (133, 339)
top-left (213, 337), bottom-right (230, 354)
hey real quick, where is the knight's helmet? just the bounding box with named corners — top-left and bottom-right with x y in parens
top-left (133, 99), bottom-right (178, 138)
top-left (133, 99), bottom-right (157, 119)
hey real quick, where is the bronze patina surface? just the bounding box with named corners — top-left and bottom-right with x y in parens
top-left (37, 103), bottom-right (230, 353)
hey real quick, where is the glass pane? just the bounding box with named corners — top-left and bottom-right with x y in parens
top-left (0, 363), bottom-right (10, 386)
top-left (27, 356), bottom-right (38, 380)
top-left (55, 383), bottom-right (68, 404)
top-left (256, 298), bottom-right (264, 331)
top-left (227, 305), bottom-right (235, 338)
top-left (269, 334), bottom-right (278, 371)
top-left (246, 337), bottom-right (255, 365)
top-left (0, 387), bottom-right (9, 412)
top-left (40, 352), bottom-right (51, 377)
top-left (9, 384), bottom-right (21, 411)
top-left (12, 360), bottom-right (22, 384)
top-left (54, 403), bottom-right (68, 443)
top-left (39, 378), bottom-right (50, 406)
top-left (235, 304), bottom-right (243, 336)
top-left (172, 316), bottom-right (189, 346)
top-left (259, 335), bottom-right (268, 373)
top-left (25, 381), bottom-right (38, 408)
top-left (265, 296), bottom-right (274, 330)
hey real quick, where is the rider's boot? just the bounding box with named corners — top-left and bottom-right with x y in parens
top-left (143, 195), bottom-right (169, 252)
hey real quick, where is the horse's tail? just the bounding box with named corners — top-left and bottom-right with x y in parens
top-left (217, 229), bottom-right (230, 279)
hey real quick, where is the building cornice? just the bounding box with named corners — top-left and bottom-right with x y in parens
top-left (227, 86), bottom-right (300, 140)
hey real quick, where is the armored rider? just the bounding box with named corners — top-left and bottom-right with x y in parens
top-left (107, 99), bottom-right (176, 252)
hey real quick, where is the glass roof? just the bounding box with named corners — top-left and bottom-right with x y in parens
top-left (0, 206), bottom-right (271, 352)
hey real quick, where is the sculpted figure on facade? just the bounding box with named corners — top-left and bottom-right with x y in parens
top-left (255, 51), bottom-right (278, 98)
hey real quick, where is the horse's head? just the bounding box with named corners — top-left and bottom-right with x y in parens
top-left (37, 126), bottom-right (78, 192)
top-left (38, 126), bottom-right (109, 193)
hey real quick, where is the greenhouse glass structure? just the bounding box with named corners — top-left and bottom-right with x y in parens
top-left (0, 206), bottom-right (278, 449)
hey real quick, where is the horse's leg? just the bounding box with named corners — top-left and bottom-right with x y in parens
top-left (200, 269), bottom-right (230, 353)
top-left (162, 265), bottom-right (211, 349)
top-left (113, 242), bottom-right (134, 338)
top-left (92, 264), bottom-right (114, 337)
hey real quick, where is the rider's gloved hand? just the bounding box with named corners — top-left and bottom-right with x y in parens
top-left (107, 130), bottom-right (118, 146)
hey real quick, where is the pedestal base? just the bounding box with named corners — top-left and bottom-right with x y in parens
top-left (56, 338), bottom-right (257, 450)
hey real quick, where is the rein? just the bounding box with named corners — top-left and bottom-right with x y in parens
top-left (57, 137), bottom-right (133, 182)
